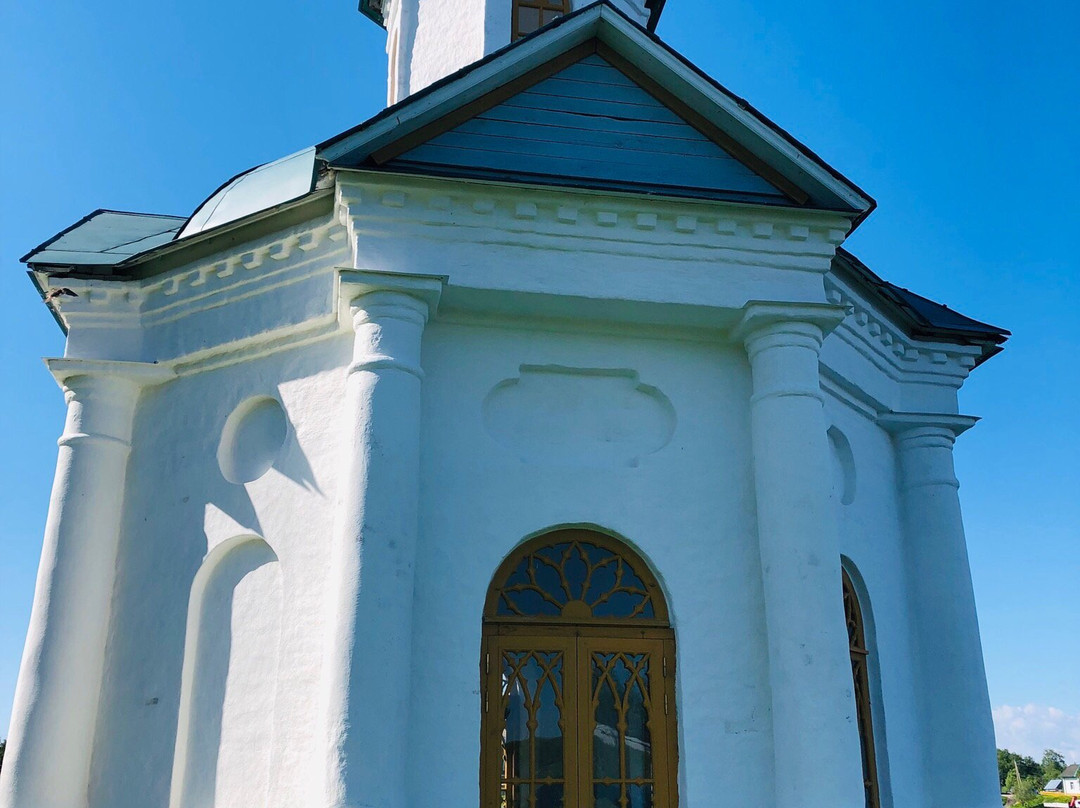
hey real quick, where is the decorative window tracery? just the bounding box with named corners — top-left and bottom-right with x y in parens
top-left (494, 539), bottom-right (659, 621)
top-left (482, 529), bottom-right (677, 808)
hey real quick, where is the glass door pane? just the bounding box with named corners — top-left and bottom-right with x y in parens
top-left (487, 637), bottom-right (578, 808)
top-left (578, 639), bottom-right (671, 808)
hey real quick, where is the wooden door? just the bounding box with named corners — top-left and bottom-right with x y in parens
top-left (483, 633), bottom-right (676, 808)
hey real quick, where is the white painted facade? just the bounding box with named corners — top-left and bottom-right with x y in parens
top-left (2, 4), bottom-right (1005, 808)
top-left (384, 0), bottom-right (651, 102)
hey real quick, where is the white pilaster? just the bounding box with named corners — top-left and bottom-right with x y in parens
top-left (880, 414), bottom-right (1000, 808)
top-left (0, 360), bottom-right (173, 808)
top-left (734, 302), bottom-right (865, 808)
top-left (322, 271), bottom-right (443, 808)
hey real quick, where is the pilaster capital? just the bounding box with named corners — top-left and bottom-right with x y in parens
top-left (45, 359), bottom-right (174, 447)
top-left (45, 359), bottom-right (175, 396)
top-left (732, 301), bottom-right (847, 356)
top-left (338, 269), bottom-right (445, 327)
top-left (878, 412), bottom-right (979, 447)
top-left (879, 413), bottom-right (976, 489)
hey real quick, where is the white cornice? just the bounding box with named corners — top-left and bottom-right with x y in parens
top-left (42, 217), bottom-right (348, 330)
top-left (823, 273), bottom-right (982, 385)
top-left (335, 172), bottom-right (853, 275)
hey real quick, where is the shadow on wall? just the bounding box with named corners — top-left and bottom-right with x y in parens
top-left (170, 536), bottom-right (283, 808)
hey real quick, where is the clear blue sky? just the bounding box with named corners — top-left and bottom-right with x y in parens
top-left (1, 0), bottom-right (1077, 759)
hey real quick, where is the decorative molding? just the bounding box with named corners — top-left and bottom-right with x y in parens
top-left (877, 412), bottom-right (980, 437)
top-left (338, 268), bottom-right (446, 316)
top-left (823, 274), bottom-right (982, 383)
top-left (46, 358), bottom-right (175, 389)
top-left (334, 172), bottom-right (854, 274)
top-left (732, 301), bottom-right (848, 345)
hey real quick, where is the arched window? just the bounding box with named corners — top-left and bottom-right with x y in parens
top-left (843, 568), bottom-right (881, 808)
top-left (482, 529), bottom-right (678, 808)
top-left (512, 0), bottom-right (571, 40)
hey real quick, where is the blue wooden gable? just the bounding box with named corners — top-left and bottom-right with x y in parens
top-left (385, 54), bottom-right (790, 204)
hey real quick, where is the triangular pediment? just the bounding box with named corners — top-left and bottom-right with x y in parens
top-left (380, 52), bottom-right (789, 204)
top-left (320, 4), bottom-right (874, 216)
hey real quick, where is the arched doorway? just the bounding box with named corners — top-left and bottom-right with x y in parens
top-left (481, 528), bottom-right (678, 808)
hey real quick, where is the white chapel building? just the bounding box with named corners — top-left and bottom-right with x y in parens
top-left (1, 3), bottom-right (1009, 808)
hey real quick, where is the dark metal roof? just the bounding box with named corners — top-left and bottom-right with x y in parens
top-left (21, 210), bottom-right (185, 270)
top-left (358, 0), bottom-right (383, 27)
top-left (833, 248), bottom-right (1009, 364)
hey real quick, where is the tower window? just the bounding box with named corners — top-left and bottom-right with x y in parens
top-left (513, 0), bottom-right (571, 40)
top-left (481, 529), bottom-right (679, 808)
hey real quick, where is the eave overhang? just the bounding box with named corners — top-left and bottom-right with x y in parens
top-left (832, 248), bottom-right (1009, 365)
top-left (359, 0), bottom-right (384, 26)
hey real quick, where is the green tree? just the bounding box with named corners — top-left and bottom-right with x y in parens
top-left (998, 749), bottom-right (1042, 789)
top-left (1014, 775), bottom-right (1041, 803)
top-left (1042, 749), bottom-right (1066, 780)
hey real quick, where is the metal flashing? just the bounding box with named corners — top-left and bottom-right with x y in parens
top-left (177, 147), bottom-right (318, 240)
top-left (22, 210), bottom-right (185, 269)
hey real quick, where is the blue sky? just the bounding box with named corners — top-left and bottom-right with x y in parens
top-left (1, 0), bottom-right (1077, 759)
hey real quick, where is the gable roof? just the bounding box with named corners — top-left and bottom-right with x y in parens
top-left (21, 3), bottom-right (1003, 361)
top-left (319, 2), bottom-right (874, 220)
top-left (378, 51), bottom-right (792, 205)
top-left (1063, 765), bottom-right (1079, 779)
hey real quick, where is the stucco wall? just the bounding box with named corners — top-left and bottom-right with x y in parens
top-left (408, 318), bottom-right (772, 806)
top-left (87, 337), bottom-right (352, 808)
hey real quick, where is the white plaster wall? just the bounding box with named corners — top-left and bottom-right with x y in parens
top-left (21, 170), bottom-right (993, 808)
top-left (825, 394), bottom-right (927, 808)
top-left (172, 537), bottom-right (282, 808)
top-left (407, 318), bottom-right (776, 807)
top-left (402, 0), bottom-right (651, 96)
top-left (87, 336), bottom-right (352, 808)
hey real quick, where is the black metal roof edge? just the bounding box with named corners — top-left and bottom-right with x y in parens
top-left (645, 0), bottom-right (667, 32)
top-left (359, 0), bottom-right (384, 27)
top-left (20, 209), bottom-right (185, 265)
top-left (318, 0), bottom-right (873, 224)
top-left (26, 269), bottom-right (69, 335)
top-left (833, 247), bottom-right (1009, 362)
top-left (631, 10), bottom-right (875, 226)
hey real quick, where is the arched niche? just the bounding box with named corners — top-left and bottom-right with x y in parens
top-left (170, 536), bottom-right (283, 808)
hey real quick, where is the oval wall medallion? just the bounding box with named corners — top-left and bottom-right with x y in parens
top-left (217, 396), bottom-right (289, 484)
top-left (482, 365), bottom-right (676, 467)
